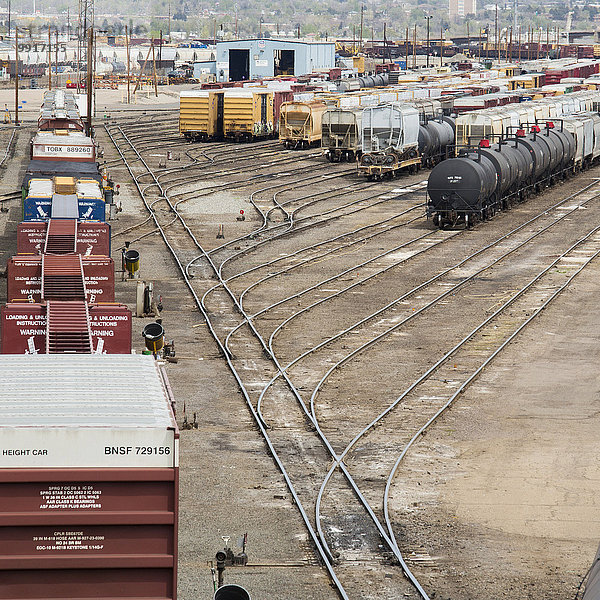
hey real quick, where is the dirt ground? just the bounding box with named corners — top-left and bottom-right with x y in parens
top-left (1, 85), bottom-right (599, 600)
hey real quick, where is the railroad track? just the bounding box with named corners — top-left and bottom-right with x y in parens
top-left (105, 116), bottom-right (600, 598)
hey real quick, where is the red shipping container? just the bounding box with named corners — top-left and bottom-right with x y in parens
top-left (17, 222), bottom-right (111, 256)
top-left (6, 256), bottom-right (115, 303)
top-left (1, 303), bottom-right (132, 354)
top-left (0, 354), bottom-right (178, 600)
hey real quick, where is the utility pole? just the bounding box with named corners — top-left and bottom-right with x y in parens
top-left (425, 15), bottom-right (432, 68)
top-left (479, 28), bottom-right (482, 61)
top-left (518, 26), bottom-right (521, 62)
top-left (126, 25), bottom-right (130, 103)
top-left (168, 0), bottom-right (171, 39)
top-left (383, 22), bottom-right (387, 64)
top-left (466, 21), bottom-right (470, 54)
top-left (546, 26), bottom-right (549, 58)
top-left (48, 27), bottom-right (52, 90)
top-left (413, 24), bottom-right (417, 69)
top-left (495, 3), bottom-right (498, 60)
top-left (508, 26), bottom-right (512, 62)
top-left (235, 5), bottom-right (238, 40)
top-left (55, 29), bottom-right (58, 87)
top-left (359, 4), bottom-right (364, 53)
top-left (405, 26), bottom-right (409, 68)
top-left (86, 26), bottom-right (93, 136)
top-left (7, 0), bottom-right (10, 39)
top-left (440, 25), bottom-right (443, 66)
top-left (151, 42), bottom-right (158, 97)
top-left (14, 25), bottom-right (18, 125)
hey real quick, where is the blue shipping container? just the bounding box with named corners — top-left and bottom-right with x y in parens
top-left (23, 197), bottom-right (106, 222)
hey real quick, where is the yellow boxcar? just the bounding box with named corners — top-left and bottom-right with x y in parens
top-left (279, 101), bottom-right (329, 149)
top-left (222, 89), bottom-right (274, 141)
top-left (179, 90), bottom-right (225, 141)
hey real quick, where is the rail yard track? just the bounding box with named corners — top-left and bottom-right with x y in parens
top-left (101, 113), bottom-right (600, 599)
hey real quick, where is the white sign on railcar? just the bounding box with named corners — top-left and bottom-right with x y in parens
top-left (0, 429), bottom-right (178, 468)
top-left (33, 144), bottom-right (94, 159)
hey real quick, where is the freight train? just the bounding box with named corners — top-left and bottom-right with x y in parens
top-left (427, 90), bottom-right (600, 228)
top-left (1, 89), bottom-right (129, 355)
top-left (0, 90), bottom-right (179, 600)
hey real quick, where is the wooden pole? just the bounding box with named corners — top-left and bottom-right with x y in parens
top-left (86, 27), bottom-right (93, 136)
top-left (440, 25), bottom-right (443, 66)
top-left (48, 26), bottom-right (52, 90)
top-left (133, 45), bottom-right (153, 95)
top-left (546, 26), bottom-right (549, 59)
top-left (479, 28), bottom-right (482, 61)
top-left (405, 26), bottom-right (409, 68)
top-left (360, 4), bottom-right (364, 53)
top-left (14, 25), bottom-right (18, 125)
top-left (495, 3), bottom-right (498, 60)
top-left (518, 26), bottom-right (521, 62)
top-left (126, 25), bottom-right (130, 103)
top-left (413, 24), bottom-right (417, 69)
top-left (151, 43), bottom-right (158, 97)
top-left (55, 29), bottom-right (59, 87)
top-left (508, 26), bottom-right (512, 62)
top-left (466, 21), bottom-right (470, 55)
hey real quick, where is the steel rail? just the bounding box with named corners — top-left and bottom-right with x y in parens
top-left (381, 224), bottom-right (600, 557)
top-left (243, 179), bottom-right (600, 587)
top-left (104, 123), bottom-right (351, 599)
top-left (112, 121), bottom-right (429, 596)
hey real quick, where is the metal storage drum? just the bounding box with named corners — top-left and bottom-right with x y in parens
top-left (214, 585), bottom-right (251, 600)
top-left (427, 154), bottom-right (498, 212)
top-left (143, 322), bottom-right (165, 353)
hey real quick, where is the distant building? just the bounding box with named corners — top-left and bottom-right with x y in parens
top-left (450, 0), bottom-right (477, 18)
top-left (215, 39), bottom-right (335, 82)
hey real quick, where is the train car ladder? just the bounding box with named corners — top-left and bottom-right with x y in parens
top-left (45, 300), bottom-right (93, 353)
top-left (44, 218), bottom-right (77, 254)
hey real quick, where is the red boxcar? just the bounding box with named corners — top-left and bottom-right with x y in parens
top-left (17, 222), bottom-right (111, 256)
top-left (0, 353), bottom-right (178, 600)
top-left (6, 256), bottom-right (115, 303)
top-left (1, 303), bottom-right (132, 354)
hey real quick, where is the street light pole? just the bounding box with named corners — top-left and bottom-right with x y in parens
top-left (425, 15), bottom-right (432, 68)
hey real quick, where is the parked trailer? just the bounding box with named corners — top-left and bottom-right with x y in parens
top-left (0, 354), bottom-right (178, 600)
top-left (322, 107), bottom-right (363, 162)
top-left (1, 302), bottom-right (132, 354)
top-left (279, 100), bottom-right (329, 149)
